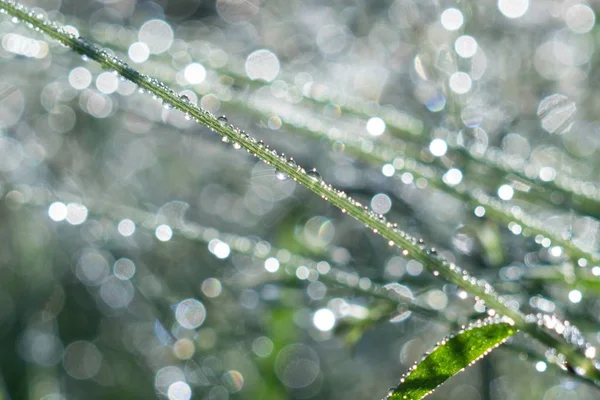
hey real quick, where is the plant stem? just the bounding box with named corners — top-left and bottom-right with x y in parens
top-left (47, 17), bottom-right (598, 269)
top-left (71, 13), bottom-right (600, 220)
top-left (2, 0), bottom-right (599, 385)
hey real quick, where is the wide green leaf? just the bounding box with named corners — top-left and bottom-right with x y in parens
top-left (386, 318), bottom-right (517, 400)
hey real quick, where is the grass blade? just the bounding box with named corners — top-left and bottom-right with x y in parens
top-left (386, 318), bottom-right (517, 400)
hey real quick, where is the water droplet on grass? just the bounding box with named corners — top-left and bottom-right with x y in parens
top-left (217, 115), bottom-right (228, 125)
top-left (307, 169), bottom-right (322, 182)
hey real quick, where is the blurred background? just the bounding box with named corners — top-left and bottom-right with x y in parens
top-left (1, 0), bottom-right (600, 399)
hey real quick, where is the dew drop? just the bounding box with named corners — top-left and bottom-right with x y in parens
top-left (307, 169), bottom-right (322, 182)
top-left (217, 115), bottom-right (228, 126)
top-left (162, 100), bottom-right (173, 110)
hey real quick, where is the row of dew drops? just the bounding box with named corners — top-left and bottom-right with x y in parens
top-left (66, 8), bottom-right (599, 276)
top-left (232, 72), bottom-right (600, 274)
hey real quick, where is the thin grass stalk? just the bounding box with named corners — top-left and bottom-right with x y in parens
top-left (24, 18), bottom-right (597, 270)
top-left (72, 16), bottom-right (600, 219)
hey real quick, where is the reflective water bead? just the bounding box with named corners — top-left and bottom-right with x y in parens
top-left (307, 169), bottom-right (322, 182)
top-left (217, 115), bottom-right (228, 126)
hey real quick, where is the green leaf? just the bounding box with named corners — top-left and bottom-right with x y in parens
top-left (386, 318), bottom-right (517, 400)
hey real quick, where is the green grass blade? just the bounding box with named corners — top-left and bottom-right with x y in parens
top-left (386, 318), bottom-right (517, 400)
